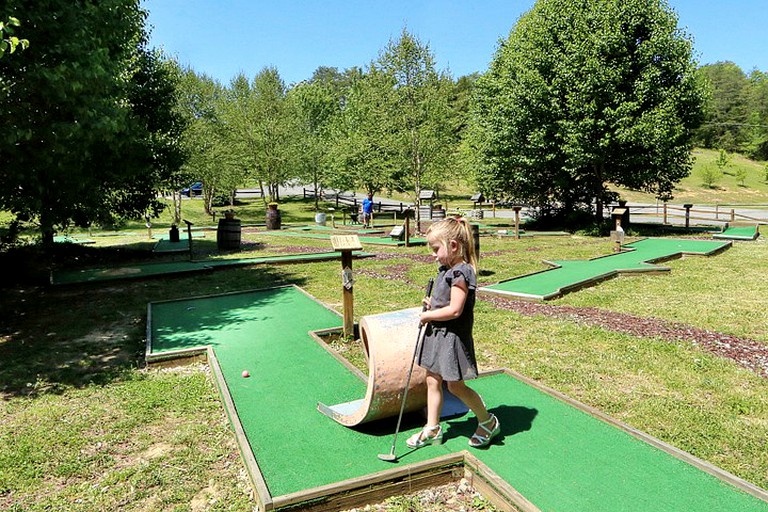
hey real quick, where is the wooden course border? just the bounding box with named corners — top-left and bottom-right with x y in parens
top-left (146, 287), bottom-right (768, 511)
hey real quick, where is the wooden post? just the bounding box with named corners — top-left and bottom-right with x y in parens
top-left (513, 206), bottom-right (522, 240)
top-left (341, 251), bottom-right (354, 336)
top-left (610, 208), bottom-right (626, 253)
top-left (730, 209), bottom-right (735, 222)
top-left (404, 209), bottom-right (412, 247)
top-left (331, 235), bottom-right (363, 338)
top-left (184, 220), bottom-right (194, 260)
top-left (683, 204), bottom-right (693, 228)
top-left (663, 202), bottom-right (668, 224)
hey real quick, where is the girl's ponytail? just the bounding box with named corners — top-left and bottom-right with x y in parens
top-left (457, 217), bottom-right (478, 270)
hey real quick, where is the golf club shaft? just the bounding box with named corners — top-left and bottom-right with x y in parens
top-left (382, 277), bottom-right (434, 458)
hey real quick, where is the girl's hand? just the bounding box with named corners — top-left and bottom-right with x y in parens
top-left (419, 311), bottom-right (430, 325)
top-left (422, 297), bottom-right (432, 310)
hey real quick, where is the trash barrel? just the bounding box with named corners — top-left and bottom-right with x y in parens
top-left (217, 218), bottom-right (241, 250)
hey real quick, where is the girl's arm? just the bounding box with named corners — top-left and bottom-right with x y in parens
top-left (420, 280), bottom-right (468, 324)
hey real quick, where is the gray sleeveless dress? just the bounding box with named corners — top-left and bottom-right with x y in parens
top-left (417, 262), bottom-right (478, 381)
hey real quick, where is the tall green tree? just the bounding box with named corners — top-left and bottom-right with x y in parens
top-left (470, 0), bottom-right (705, 221)
top-left (743, 70), bottom-right (768, 160)
top-left (0, 1), bottom-right (184, 243)
top-left (176, 69), bottom-right (239, 218)
top-left (221, 67), bottom-right (295, 203)
top-left (377, 29), bottom-right (455, 211)
top-left (326, 65), bottom-right (399, 195)
top-left (329, 29), bottom-right (455, 217)
top-left (695, 62), bottom-right (749, 151)
top-left (288, 76), bottom-right (342, 211)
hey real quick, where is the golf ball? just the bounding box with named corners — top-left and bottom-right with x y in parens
top-left (242, 370), bottom-right (250, 378)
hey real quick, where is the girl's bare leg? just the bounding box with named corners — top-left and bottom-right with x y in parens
top-left (425, 371), bottom-right (444, 427)
top-left (446, 380), bottom-right (497, 435)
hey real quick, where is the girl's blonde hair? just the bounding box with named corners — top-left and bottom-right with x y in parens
top-left (425, 217), bottom-right (478, 269)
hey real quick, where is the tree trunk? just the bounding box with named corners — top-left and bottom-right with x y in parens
top-left (172, 191), bottom-right (182, 224)
top-left (258, 181), bottom-right (267, 206)
top-left (39, 207), bottom-right (55, 246)
top-left (313, 175), bottom-right (319, 211)
top-left (594, 163), bottom-right (605, 223)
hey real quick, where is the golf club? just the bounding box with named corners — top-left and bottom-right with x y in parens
top-left (378, 277), bottom-right (435, 462)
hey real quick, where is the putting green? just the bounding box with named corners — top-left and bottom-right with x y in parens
top-left (481, 238), bottom-right (730, 300)
top-left (147, 286), bottom-right (767, 511)
top-left (53, 235), bottom-right (95, 244)
top-left (51, 251), bottom-right (373, 285)
top-left (714, 225), bottom-right (760, 240)
top-left (261, 228), bottom-right (426, 246)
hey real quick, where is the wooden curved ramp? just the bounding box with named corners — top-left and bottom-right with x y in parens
top-left (318, 307), bottom-right (469, 426)
top-left (317, 307), bottom-right (429, 426)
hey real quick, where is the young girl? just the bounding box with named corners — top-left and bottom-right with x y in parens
top-left (407, 217), bottom-right (500, 449)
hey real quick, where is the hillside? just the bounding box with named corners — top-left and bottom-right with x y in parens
top-left (613, 148), bottom-right (768, 205)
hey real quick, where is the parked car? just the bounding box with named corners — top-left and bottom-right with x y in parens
top-left (181, 181), bottom-right (203, 197)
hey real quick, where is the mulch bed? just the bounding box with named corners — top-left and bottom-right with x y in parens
top-left (483, 295), bottom-right (768, 379)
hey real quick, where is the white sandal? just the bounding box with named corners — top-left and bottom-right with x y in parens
top-left (469, 414), bottom-right (500, 448)
top-left (406, 424), bottom-right (443, 448)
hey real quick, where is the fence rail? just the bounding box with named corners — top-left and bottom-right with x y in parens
top-left (623, 203), bottom-right (768, 227)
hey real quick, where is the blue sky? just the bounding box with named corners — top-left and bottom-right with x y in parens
top-left (141, 0), bottom-right (767, 86)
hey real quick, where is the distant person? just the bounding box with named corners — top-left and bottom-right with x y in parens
top-left (361, 193), bottom-right (374, 228)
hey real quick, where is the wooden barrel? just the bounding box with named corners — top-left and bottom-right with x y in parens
top-left (432, 208), bottom-right (446, 221)
top-left (266, 208), bottom-right (281, 230)
top-left (217, 218), bottom-right (241, 250)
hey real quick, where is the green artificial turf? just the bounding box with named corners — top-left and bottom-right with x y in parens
top-left (147, 286), bottom-right (768, 510)
top-left (481, 238), bottom-right (730, 300)
top-left (465, 374), bottom-right (766, 512)
top-left (51, 251), bottom-right (372, 285)
top-left (261, 228), bottom-right (426, 246)
top-left (714, 225), bottom-right (760, 240)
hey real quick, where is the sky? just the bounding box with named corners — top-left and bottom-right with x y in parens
top-left (141, 0), bottom-right (768, 86)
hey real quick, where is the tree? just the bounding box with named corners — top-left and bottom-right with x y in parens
top-left (329, 29), bottom-right (455, 219)
top-left (377, 29), bottom-right (455, 213)
top-left (470, 0), bottom-right (706, 222)
top-left (326, 66), bottom-right (399, 195)
top-left (0, 16), bottom-right (28, 59)
top-left (288, 76), bottom-right (342, 211)
top-left (700, 164), bottom-right (721, 189)
top-left (715, 148), bottom-right (731, 174)
top-left (0, 1), bottom-right (184, 243)
top-left (743, 70), bottom-right (768, 160)
top-left (220, 67), bottom-right (295, 203)
top-left (176, 68), bottom-right (239, 218)
top-left (695, 62), bottom-right (749, 151)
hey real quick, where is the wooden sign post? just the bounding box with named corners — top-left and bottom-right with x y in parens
top-left (610, 208), bottom-right (626, 253)
top-left (331, 234), bottom-right (363, 338)
top-left (184, 219), bottom-right (194, 260)
top-left (512, 206), bottom-right (522, 239)
top-left (404, 208), bottom-right (412, 247)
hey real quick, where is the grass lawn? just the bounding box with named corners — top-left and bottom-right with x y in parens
top-left (1, 189), bottom-right (768, 510)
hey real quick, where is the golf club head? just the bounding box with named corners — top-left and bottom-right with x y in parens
top-left (377, 452), bottom-right (397, 462)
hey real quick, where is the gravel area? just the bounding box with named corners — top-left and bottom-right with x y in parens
top-left (342, 479), bottom-right (497, 512)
